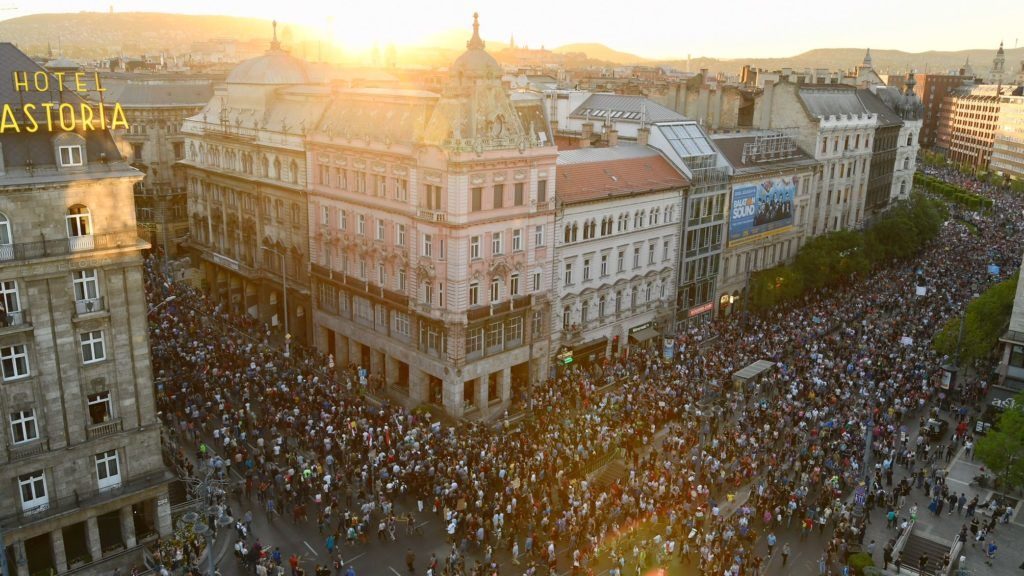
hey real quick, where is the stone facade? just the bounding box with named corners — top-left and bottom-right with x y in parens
top-left (0, 43), bottom-right (171, 576)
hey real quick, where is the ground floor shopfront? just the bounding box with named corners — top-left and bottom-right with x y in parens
top-left (3, 479), bottom-right (172, 576)
top-left (191, 251), bottom-right (312, 345)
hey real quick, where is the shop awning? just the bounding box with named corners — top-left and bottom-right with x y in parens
top-left (732, 359), bottom-right (775, 383)
top-left (629, 326), bottom-right (660, 342)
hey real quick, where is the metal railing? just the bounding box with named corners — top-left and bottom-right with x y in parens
top-left (0, 230), bottom-right (144, 264)
top-left (75, 296), bottom-right (106, 315)
top-left (416, 208), bottom-right (447, 223)
top-left (2, 309), bottom-right (29, 328)
top-left (86, 418), bottom-right (124, 440)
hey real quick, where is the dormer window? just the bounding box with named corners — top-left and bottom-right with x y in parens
top-left (59, 145), bottom-right (83, 167)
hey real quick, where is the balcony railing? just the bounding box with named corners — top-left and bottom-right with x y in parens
top-left (1, 309), bottom-right (28, 328)
top-left (86, 418), bottom-right (123, 440)
top-left (68, 234), bottom-right (96, 252)
top-left (0, 230), bottom-right (144, 264)
top-left (415, 208), bottom-right (447, 223)
top-left (8, 437), bottom-right (49, 461)
top-left (75, 296), bottom-right (105, 316)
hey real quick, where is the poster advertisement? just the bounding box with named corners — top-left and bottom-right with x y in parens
top-left (728, 176), bottom-right (797, 244)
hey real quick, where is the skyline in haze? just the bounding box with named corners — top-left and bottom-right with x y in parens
top-left (0, 0), bottom-right (1021, 60)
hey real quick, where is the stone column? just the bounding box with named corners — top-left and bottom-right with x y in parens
top-left (349, 338), bottom-right (362, 369)
top-left (500, 366), bottom-right (512, 404)
top-left (120, 506), bottom-right (137, 548)
top-left (85, 515), bottom-right (102, 561)
top-left (409, 369), bottom-right (428, 403)
top-left (443, 375), bottom-right (463, 418)
top-left (385, 355), bottom-right (400, 387)
top-left (51, 529), bottom-right (68, 573)
top-left (369, 349), bottom-right (383, 378)
top-left (156, 494), bottom-right (173, 537)
top-left (12, 539), bottom-right (28, 576)
top-left (475, 376), bottom-right (488, 410)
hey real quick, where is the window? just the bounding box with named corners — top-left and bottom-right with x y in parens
top-left (663, 239), bottom-right (671, 261)
top-left (581, 300), bottom-right (589, 324)
top-left (471, 187), bottom-right (483, 212)
top-left (10, 410), bottom-right (38, 444)
top-left (534, 225), bottom-right (544, 247)
top-left (486, 322), bottom-right (503, 350)
top-left (466, 236), bottom-right (480, 260)
top-left (59, 145), bottom-right (83, 167)
top-left (562, 306), bottom-right (571, 330)
top-left (648, 243), bottom-right (656, 265)
top-left (66, 205), bottom-right (92, 238)
top-left (438, 282), bottom-right (444, 307)
top-left (423, 234), bottom-right (432, 257)
top-left (537, 180), bottom-right (547, 203)
top-left (357, 214), bottom-right (365, 235)
top-left (600, 254), bottom-right (608, 276)
top-left (338, 209), bottom-right (347, 230)
top-left (375, 174), bottom-right (387, 197)
top-left (583, 258), bottom-right (591, 281)
top-left (19, 471), bottom-right (47, 512)
top-left (506, 316), bottom-right (523, 343)
top-left (393, 312), bottom-right (410, 337)
top-left (1, 280), bottom-right (21, 320)
top-left (376, 219), bottom-right (385, 241)
top-left (80, 330), bottom-right (105, 364)
top-left (467, 328), bottom-right (483, 355)
top-left (493, 185), bottom-right (504, 208)
top-left (469, 282), bottom-right (480, 306)
top-left (0, 212), bottom-right (11, 251)
top-left (73, 270), bottom-right (101, 307)
top-left (633, 247), bottom-right (641, 269)
top-left (510, 273), bottom-right (519, 296)
top-left (531, 271), bottom-right (541, 292)
top-left (1, 344), bottom-right (29, 380)
top-left (617, 250), bottom-right (625, 272)
top-left (88, 392), bottom-right (112, 424)
top-left (512, 229), bottom-right (523, 252)
top-left (532, 309), bottom-right (544, 336)
top-left (358, 259), bottom-right (367, 279)
top-left (320, 206), bottom-right (330, 226)
top-left (651, 208), bottom-right (660, 226)
top-left (491, 232), bottom-right (503, 255)
top-left (425, 185), bottom-right (442, 210)
top-left (395, 178), bottom-right (408, 201)
top-left (490, 278), bottom-right (501, 302)
top-left (615, 290), bottom-right (622, 313)
top-left (514, 183), bottom-right (524, 206)
top-left (396, 224), bottom-right (406, 246)
top-left (564, 262), bottom-right (573, 286)
top-left (95, 449), bottom-right (121, 490)
top-left (398, 268), bottom-right (407, 291)
top-left (377, 263), bottom-right (386, 286)
top-left (598, 296), bottom-right (607, 319)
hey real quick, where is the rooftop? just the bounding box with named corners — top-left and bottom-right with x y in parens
top-left (712, 133), bottom-right (817, 175)
top-left (556, 145), bottom-right (688, 205)
top-left (569, 93), bottom-right (686, 124)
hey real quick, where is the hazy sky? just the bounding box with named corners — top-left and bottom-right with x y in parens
top-left (4, 0), bottom-right (1023, 59)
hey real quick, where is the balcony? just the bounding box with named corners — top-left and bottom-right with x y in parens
top-left (86, 418), bottom-right (123, 440)
top-left (0, 230), bottom-right (144, 265)
top-left (8, 437), bottom-right (49, 461)
top-left (75, 296), bottom-right (105, 316)
top-left (1, 309), bottom-right (29, 329)
top-left (68, 234), bottom-right (96, 252)
top-left (415, 208), bottom-right (447, 223)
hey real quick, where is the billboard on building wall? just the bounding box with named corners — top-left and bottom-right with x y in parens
top-left (727, 176), bottom-right (798, 245)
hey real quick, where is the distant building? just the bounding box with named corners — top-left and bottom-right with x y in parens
top-left (0, 42), bottom-right (172, 576)
top-left (936, 84), bottom-right (1007, 169)
top-left (990, 42), bottom-right (1006, 86)
top-left (997, 251), bottom-right (1024, 391)
top-left (991, 86), bottom-right (1024, 181)
top-left (872, 74), bottom-right (924, 202)
top-left (87, 74), bottom-right (215, 258)
top-left (553, 146), bottom-right (687, 366)
top-left (712, 131), bottom-right (818, 319)
top-left (907, 73), bottom-right (969, 148)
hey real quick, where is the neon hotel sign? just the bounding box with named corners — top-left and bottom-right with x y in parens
top-left (1, 71), bottom-right (129, 133)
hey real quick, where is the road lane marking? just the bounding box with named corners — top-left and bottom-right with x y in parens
top-left (416, 520), bottom-right (430, 528)
top-left (388, 568), bottom-right (402, 576)
top-left (304, 541), bottom-right (319, 556)
top-left (341, 552), bottom-right (367, 565)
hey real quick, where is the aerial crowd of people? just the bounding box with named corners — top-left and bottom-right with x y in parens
top-left (146, 165), bottom-right (1023, 576)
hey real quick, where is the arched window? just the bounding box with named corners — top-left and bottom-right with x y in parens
top-left (290, 160), bottom-right (299, 184)
top-left (273, 158), bottom-right (282, 180)
top-left (260, 155), bottom-right (269, 177)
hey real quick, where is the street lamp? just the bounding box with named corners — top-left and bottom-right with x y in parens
top-left (261, 246), bottom-right (290, 357)
top-left (148, 295), bottom-right (177, 316)
top-left (177, 456), bottom-right (234, 576)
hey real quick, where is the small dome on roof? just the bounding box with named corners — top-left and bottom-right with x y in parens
top-left (226, 20), bottom-right (311, 85)
top-left (451, 13), bottom-right (501, 79)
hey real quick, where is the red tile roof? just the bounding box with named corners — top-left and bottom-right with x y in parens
top-left (557, 154), bottom-right (688, 205)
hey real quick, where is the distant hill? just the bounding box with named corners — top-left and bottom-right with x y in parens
top-left (0, 12), bottom-right (316, 59)
top-left (656, 47), bottom-right (1024, 77)
top-left (552, 43), bottom-right (650, 65)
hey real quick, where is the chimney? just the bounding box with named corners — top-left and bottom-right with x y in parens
top-left (550, 119), bottom-right (559, 133)
top-left (581, 121), bottom-right (593, 147)
top-left (637, 126), bottom-right (650, 146)
top-left (607, 128), bottom-right (618, 147)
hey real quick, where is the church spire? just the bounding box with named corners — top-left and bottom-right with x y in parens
top-left (863, 47), bottom-right (872, 67)
top-left (509, 33), bottom-right (515, 50)
top-left (467, 12), bottom-right (485, 50)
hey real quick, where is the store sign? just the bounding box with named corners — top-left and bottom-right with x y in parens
top-left (688, 302), bottom-right (714, 317)
top-left (1, 71), bottom-right (129, 133)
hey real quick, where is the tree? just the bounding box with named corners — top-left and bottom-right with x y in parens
top-left (934, 277), bottom-right (1018, 366)
top-left (975, 393), bottom-right (1024, 491)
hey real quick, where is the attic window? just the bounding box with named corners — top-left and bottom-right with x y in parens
top-left (59, 145), bottom-right (84, 167)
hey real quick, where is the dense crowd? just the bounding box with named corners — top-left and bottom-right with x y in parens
top-left (148, 168), bottom-right (1023, 576)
